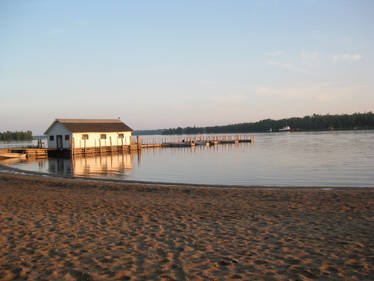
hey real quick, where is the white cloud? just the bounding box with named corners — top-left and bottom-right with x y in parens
top-left (73, 19), bottom-right (88, 26)
top-left (256, 85), bottom-right (334, 102)
top-left (255, 87), bottom-right (301, 99)
top-left (212, 94), bottom-right (247, 105)
top-left (332, 54), bottom-right (362, 62)
top-left (300, 51), bottom-right (320, 66)
top-left (50, 28), bottom-right (65, 34)
top-left (256, 83), bottom-right (369, 103)
top-left (268, 61), bottom-right (309, 74)
top-left (264, 50), bottom-right (283, 56)
top-left (301, 51), bottom-right (319, 60)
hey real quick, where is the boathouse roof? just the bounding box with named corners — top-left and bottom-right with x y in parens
top-left (44, 119), bottom-right (133, 134)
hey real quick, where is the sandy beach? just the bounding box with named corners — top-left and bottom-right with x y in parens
top-left (0, 173), bottom-right (373, 280)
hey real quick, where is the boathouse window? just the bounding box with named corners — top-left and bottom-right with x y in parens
top-left (49, 135), bottom-right (54, 141)
top-left (100, 134), bottom-right (106, 139)
top-left (65, 135), bottom-right (70, 141)
top-left (82, 134), bottom-right (89, 140)
top-left (118, 133), bottom-right (124, 138)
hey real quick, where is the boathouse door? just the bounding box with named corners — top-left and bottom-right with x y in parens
top-left (56, 135), bottom-right (63, 149)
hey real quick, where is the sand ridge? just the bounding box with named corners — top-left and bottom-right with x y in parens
top-left (0, 173), bottom-right (373, 280)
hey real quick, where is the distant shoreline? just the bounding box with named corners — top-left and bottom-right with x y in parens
top-left (134, 127), bottom-right (374, 135)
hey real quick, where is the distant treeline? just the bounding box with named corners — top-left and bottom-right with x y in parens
top-left (162, 112), bottom-right (374, 135)
top-left (133, 129), bottom-right (164, 136)
top-left (0, 131), bottom-right (33, 141)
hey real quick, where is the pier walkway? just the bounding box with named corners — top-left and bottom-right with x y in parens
top-left (1, 135), bottom-right (254, 158)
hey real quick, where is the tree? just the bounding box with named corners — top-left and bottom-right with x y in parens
top-left (161, 112), bottom-right (374, 135)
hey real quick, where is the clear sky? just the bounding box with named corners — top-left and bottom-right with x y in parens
top-left (1, 0), bottom-right (373, 134)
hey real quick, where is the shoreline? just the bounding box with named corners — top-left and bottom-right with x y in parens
top-left (0, 172), bottom-right (373, 280)
top-left (0, 163), bottom-right (372, 191)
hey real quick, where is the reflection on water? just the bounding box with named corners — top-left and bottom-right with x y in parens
top-left (47, 152), bottom-right (135, 178)
top-left (1, 151), bottom-right (137, 178)
top-left (3, 131), bottom-right (374, 187)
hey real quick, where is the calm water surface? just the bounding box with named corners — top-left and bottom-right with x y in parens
top-left (3, 131), bottom-right (374, 187)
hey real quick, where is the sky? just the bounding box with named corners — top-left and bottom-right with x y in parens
top-left (1, 0), bottom-right (373, 134)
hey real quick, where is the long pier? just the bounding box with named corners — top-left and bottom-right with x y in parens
top-left (163, 135), bottom-right (254, 147)
top-left (2, 135), bottom-right (254, 159)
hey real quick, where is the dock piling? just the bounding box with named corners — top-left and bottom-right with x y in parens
top-left (137, 136), bottom-right (141, 150)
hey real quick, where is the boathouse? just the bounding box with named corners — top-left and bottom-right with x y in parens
top-left (44, 119), bottom-right (133, 150)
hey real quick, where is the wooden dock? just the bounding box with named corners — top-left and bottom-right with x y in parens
top-left (9, 148), bottom-right (49, 159)
top-left (0, 152), bottom-right (27, 159)
top-left (72, 144), bottom-right (140, 156)
top-left (162, 135), bottom-right (254, 147)
top-left (2, 135), bottom-right (253, 158)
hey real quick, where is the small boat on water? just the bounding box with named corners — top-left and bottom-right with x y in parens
top-left (279, 126), bottom-right (291, 132)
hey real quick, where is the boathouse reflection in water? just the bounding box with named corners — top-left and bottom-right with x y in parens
top-left (48, 152), bottom-right (138, 178)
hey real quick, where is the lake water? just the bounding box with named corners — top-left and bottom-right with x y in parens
top-left (2, 131), bottom-right (374, 187)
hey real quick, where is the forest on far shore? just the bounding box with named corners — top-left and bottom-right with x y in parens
top-left (0, 131), bottom-right (33, 141)
top-left (161, 112), bottom-right (374, 135)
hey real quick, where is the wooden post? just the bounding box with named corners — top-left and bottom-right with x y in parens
top-left (84, 138), bottom-right (87, 155)
top-left (99, 138), bottom-right (102, 155)
top-left (110, 136), bottom-right (113, 153)
top-left (121, 137), bottom-right (124, 152)
top-left (72, 137), bottom-right (75, 156)
top-left (251, 136), bottom-right (255, 144)
top-left (137, 136), bottom-right (141, 150)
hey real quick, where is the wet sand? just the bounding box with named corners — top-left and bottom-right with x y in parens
top-left (0, 173), bottom-right (373, 280)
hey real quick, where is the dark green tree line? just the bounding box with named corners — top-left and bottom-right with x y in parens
top-left (162, 112), bottom-right (374, 135)
top-left (0, 130), bottom-right (33, 141)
